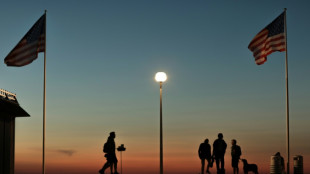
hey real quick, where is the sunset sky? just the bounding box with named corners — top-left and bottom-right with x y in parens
top-left (0, 1), bottom-right (310, 174)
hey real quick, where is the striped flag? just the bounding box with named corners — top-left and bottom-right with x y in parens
top-left (248, 12), bottom-right (285, 65)
top-left (4, 14), bottom-right (45, 67)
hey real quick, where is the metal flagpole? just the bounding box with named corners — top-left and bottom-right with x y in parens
top-left (43, 10), bottom-right (47, 174)
top-left (284, 8), bottom-right (290, 174)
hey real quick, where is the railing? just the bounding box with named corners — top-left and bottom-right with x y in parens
top-left (0, 89), bottom-right (17, 103)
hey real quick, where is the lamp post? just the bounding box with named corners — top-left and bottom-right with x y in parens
top-left (117, 144), bottom-right (126, 174)
top-left (155, 72), bottom-right (167, 174)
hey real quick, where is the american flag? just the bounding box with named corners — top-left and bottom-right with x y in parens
top-left (248, 12), bottom-right (285, 65)
top-left (4, 14), bottom-right (45, 67)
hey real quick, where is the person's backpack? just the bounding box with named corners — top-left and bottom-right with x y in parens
top-left (103, 142), bottom-right (109, 153)
top-left (236, 146), bottom-right (241, 156)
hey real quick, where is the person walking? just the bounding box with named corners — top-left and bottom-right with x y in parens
top-left (198, 138), bottom-right (212, 174)
top-left (99, 132), bottom-right (119, 174)
top-left (213, 133), bottom-right (227, 174)
top-left (231, 139), bottom-right (241, 174)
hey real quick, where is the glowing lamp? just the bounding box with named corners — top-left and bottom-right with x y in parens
top-left (155, 72), bottom-right (167, 82)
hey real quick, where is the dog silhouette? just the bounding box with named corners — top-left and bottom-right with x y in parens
top-left (241, 159), bottom-right (258, 174)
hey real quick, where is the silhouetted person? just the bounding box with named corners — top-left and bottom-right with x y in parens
top-left (99, 132), bottom-right (119, 174)
top-left (198, 138), bottom-right (211, 174)
top-left (213, 133), bottom-right (227, 174)
top-left (275, 152), bottom-right (285, 174)
top-left (231, 139), bottom-right (241, 174)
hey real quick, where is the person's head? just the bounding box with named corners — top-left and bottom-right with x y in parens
top-left (231, 139), bottom-right (236, 145)
top-left (110, 132), bottom-right (116, 138)
top-left (218, 133), bottom-right (223, 139)
top-left (275, 152), bottom-right (280, 156)
top-left (204, 138), bottom-right (209, 144)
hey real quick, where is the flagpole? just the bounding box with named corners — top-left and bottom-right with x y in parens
top-left (43, 10), bottom-right (47, 174)
top-left (284, 8), bottom-right (290, 174)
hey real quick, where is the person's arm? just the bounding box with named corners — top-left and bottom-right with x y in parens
top-left (208, 144), bottom-right (211, 156)
top-left (212, 142), bottom-right (216, 157)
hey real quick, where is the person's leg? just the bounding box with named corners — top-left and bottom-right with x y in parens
top-left (234, 167), bottom-right (238, 174)
top-left (219, 154), bottom-right (225, 174)
top-left (110, 163), bottom-right (113, 174)
top-left (113, 155), bottom-right (119, 174)
top-left (99, 161), bottom-right (111, 174)
top-left (114, 162), bottom-right (118, 174)
top-left (221, 156), bottom-right (225, 170)
top-left (215, 157), bottom-right (220, 173)
top-left (201, 159), bottom-right (205, 174)
top-left (206, 158), bottom-right (210, 173)
top-left (232, 158), bottom-right (237, 174)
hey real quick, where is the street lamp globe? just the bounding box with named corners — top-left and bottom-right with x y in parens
top-left (155, 72), bottom-right (167, 82)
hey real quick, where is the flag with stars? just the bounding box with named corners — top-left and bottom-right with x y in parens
top-left (4, 14), bottom-right (45, 67)
top-left (248, 12), bottom-right (285, 65)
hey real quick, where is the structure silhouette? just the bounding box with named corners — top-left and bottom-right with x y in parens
top-left (275, 152), bottom-right (285, 173)
top-left (0, 89), bottom-right (29, 174)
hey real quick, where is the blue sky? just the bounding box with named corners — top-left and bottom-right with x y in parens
top-left (0, 1), bottom-right (310, 173)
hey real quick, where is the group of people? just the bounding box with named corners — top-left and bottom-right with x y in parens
top-left (99, 132), bottom-right (285, 174)
top-left (198, 133), bottom-right (242, 174)
top-left (98, 132), bottom-right (240, 174)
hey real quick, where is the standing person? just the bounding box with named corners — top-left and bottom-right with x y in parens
top-left (231, 139), bottom-right (242, 174)
top-left (99, 132), bottom-right (119, 174)
top-left (213, 133), bottom-right (227, 174)
top-left (198, 138), bottom-right (212, 174)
